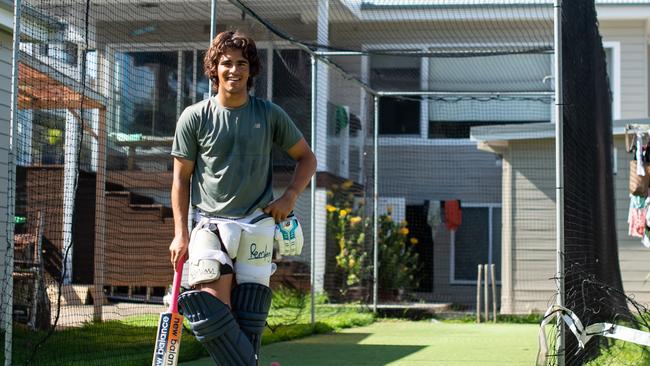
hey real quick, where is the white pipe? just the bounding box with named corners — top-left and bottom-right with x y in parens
top-left (373, 96), bottom-right (379, 313)
top-left (554, 1), bottom-right (565, 365)
top-left (310, 54), bottom-right (317, 326)
top-left (208, 0), bottom-right (218, 94)
top-left (377, 91), bottom-right (553, 97)
top-left (5, 0), bottom-right (22, 364)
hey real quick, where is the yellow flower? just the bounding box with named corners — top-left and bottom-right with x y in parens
top-left (350, 216), bottom-right (362, 225)
top-left (399, 227), bottom-right (409, 236)
top-left (348, 258), bottom-right (356, 267)
top-left (326, 204), bottom-right (337, 213)
top-left (340, 209), bottom-right (348, 217)
top-left (342, 180), bottom-right (354, 189)
top-left (385, 215), bottom-right (392, 222)
top-left (410, 237), bottom-right (419, 245)
top-left (326, 191), bottom-right (334, 198)
top-left (386, 206), bottom-right (393, 214)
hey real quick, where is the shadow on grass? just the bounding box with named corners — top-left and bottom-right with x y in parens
top-left (261, 332), bottom-right (425, 366)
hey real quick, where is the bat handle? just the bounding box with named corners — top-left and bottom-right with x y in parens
top-left (169, 256), bottom-right (186, 314)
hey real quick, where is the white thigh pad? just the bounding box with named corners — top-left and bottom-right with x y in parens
top-left (234, 217), bottom-right (275, 286)
top-left (188, 227), bottom-right (233, 287)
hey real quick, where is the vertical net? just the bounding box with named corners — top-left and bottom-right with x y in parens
top-left (3, 0), bottom-right (645, 365)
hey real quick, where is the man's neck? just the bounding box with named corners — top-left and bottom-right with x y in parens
top-left (216, 90), bottom-right (249, 109)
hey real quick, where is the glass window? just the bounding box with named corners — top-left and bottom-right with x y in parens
top-left (370, 54), bottom-right (421, 135)
top-left (428, 53), bottom-right (552, 138)
top-left (115, 51), bottom-right (179, 137)
top-left (453, 206), bottom-right (501, 283)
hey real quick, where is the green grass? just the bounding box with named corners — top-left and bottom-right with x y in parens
top-left (6, 297), bottom-right (374, 366)
top-left (183, 319), bottom-right (539, 366)
top-left (585, 339), bottom-right (650, 365)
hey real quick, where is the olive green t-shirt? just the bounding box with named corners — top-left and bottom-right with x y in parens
top-left (171, 95), bottom-right (303, 218)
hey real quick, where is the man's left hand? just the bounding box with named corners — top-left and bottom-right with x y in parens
top-left (263, 190), bottom-right (298, 222)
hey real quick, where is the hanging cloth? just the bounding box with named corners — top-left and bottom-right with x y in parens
top-left (444, 200), bottom-right (462, 232)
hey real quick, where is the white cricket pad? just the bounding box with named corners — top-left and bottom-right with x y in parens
top-left (187, 227), bottom-right (233, 287)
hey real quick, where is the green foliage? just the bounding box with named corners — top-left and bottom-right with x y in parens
top-left (327, 181), bottom-right (369, 290)
top-left (377, 212), bottom-right (420, 292)
top-left (327, 182), bottom-right (421, 296)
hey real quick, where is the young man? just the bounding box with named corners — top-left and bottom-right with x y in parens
top-left (169, 31), bottom-right (316, 365)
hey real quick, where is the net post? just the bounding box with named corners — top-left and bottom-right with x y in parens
top-left (208, 0), bottom-right (218, 94)
top-left (491, 263), bottom-right (497, 323)
top-left (373, 95), bottom-right (379, 314)
top-left (310, 54), bottom-right (317, 326)
top-left (554, 0), bottom-right (565, 364)
top-left (484, 264), bottom-right (489, 322)
top-left (476, 264), bottom-right (482, 323)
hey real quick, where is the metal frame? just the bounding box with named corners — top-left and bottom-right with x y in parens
top-left (5, 0), bottom-right (22, 364)
top-left (554, 0), bottom-right (565, 365)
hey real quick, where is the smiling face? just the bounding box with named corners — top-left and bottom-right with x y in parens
top-left (217, 48), bottom-right (250, 97)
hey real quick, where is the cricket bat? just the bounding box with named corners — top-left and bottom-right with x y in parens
top-left (152, 256), bottom-right (185, 366)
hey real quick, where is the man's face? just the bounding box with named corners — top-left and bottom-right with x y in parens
top-left (217, 48), bottom-right (250, 95)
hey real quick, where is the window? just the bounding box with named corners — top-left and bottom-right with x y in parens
top-left (602, 42), bottom-right (620, 120)
top-left (369, 54), bottom-right (421, 135)
top-left (451, 205), bottom-right (501, 283)
top-left (429, 54), bottom-right (552, 138)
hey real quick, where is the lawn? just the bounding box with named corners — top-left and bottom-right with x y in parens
top-left (7, 302), bottom-right (373, 366)
top-left (183, 320), bottom-right (540, 366)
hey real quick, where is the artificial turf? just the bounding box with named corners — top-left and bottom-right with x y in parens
top-left (182, 319), bottom-right (539, 366)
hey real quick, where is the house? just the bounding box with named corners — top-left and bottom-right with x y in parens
top-left (4, 0), bottom-right (649, 314)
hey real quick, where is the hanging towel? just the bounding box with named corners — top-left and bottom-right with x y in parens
top-left (427, 200), bottom-right (441, 228)
top-left (444, 200), bottom-right (462, 232)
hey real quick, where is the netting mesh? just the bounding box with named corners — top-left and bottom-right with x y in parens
top-left (1, 0), bottom-right (644, 365)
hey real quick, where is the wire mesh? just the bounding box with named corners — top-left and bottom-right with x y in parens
top-left (1, 0), bottom-right (643, 365)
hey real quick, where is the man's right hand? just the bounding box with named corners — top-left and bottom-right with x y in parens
top-left (169, 234), bottom-right (189, 270)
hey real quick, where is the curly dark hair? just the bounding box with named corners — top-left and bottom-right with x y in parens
top-left (204, 30), bottom-right (261, 91)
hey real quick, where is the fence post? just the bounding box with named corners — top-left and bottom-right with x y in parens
top-left (476, 264), bottom-right (482, 323)
top-left (491, 263), bottom-right (497, 323)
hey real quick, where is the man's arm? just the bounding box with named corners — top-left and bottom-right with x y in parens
top-left (264, 138), bottom-right (317, 222)
top-left (170, 157), bottom-right (195, 269)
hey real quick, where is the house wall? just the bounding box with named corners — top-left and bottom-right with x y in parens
top-left (378, 143), bottom-right (502, 305)
top-left (501, 139), bottom-right (556, 314)
top-left (0, 17), bottom-right (13, 329)
top-left (600, 20), bottom-right (648, 119)
top-left (501, 135), bottom-right (650, 314)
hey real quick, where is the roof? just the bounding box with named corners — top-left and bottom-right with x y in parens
top-left (18, 51), bottom-right (106, 110)
top-left (362, 0), bottom-right (650, 8)
top-left (470, 119), bottom-right (638, 142)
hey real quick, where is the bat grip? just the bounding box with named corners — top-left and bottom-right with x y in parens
top-left (169, 256), bottom-right (186, 314)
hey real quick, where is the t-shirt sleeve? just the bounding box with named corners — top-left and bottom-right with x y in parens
top-left (270, 102), bottom-right (304, 151)
top-left (171, 107), bottom-right (199, 161)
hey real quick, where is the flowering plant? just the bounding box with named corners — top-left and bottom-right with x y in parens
top-left (327, 181), bottom-right (420, 296)
top-left (377, 209), bottom-right (420, 293)
top-left (326, 181), bottom-right (369, 290)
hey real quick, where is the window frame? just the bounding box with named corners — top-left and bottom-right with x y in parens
top-left (449, 202), bottom-right (502, 285)
top-left (106, 41), bottom-right (295, 135)
top-left (602, 41), bottom-right (621, 120)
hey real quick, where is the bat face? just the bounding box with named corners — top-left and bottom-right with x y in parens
top-left (152, 311), bottom-right (184, 366)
